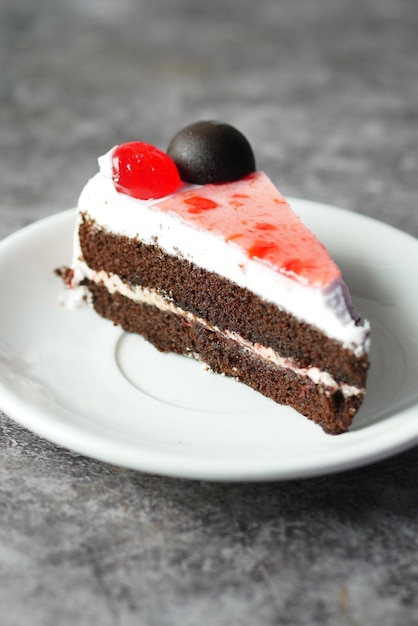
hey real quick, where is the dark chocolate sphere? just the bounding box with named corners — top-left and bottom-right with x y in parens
top-left (167, 120), bottom-right (256, 184)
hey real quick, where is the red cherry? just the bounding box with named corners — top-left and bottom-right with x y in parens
top-left (111, 141), bottom-right (182, 200)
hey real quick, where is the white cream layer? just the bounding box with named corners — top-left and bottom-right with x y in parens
top-left (77, 262), bottom-right (362, 398)
top-left (75, 159), bottom-right (370, 354)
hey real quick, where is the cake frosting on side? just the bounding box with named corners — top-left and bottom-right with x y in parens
top-left (59, 121), bottom-right (370, 433)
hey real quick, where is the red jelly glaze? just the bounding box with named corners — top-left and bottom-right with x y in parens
top-left (248, 241), bottom-right (280, 259)
top-left (184, 196), bottom-right (219, 212)
top-left (112, 141), bottom-right (181, 200)
top-left (254, 222), bottom-right (278, 231)
top-left (155, 171), bottom-right (341, 287)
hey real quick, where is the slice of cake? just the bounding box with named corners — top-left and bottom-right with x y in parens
top-left (58, 121), bottom-right (370, 434)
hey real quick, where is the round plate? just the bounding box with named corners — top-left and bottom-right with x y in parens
top-left (0, 202), bottom-right (417, 481)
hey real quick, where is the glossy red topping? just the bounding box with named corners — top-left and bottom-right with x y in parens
top-left (111, 142), bottom-right (181, 200)
top-left (156, 171), bottom-right (341, 287)
top-left (184, 196), bottom-right (219, 212)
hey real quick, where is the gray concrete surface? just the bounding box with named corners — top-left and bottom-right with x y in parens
top-left (1, 1), bottom-right (418, 624)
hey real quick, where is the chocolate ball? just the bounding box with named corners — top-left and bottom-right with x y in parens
top-left (167, 120), bottom-right (256, 184)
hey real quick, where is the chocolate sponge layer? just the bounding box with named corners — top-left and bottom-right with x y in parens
top-left (85, 280), bottom-right (364, 434)
top-left (79, 215), bottom-right (369, 389)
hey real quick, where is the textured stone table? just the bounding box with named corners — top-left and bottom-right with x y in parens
top-left (1, 1), bottom-right (418, 624)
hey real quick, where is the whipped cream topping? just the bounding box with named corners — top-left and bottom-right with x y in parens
top-left (75, 150), bottom-right (370, 352)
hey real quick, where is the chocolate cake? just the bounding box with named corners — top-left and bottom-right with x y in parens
top-left (58, 121), bottom-right (370, 434)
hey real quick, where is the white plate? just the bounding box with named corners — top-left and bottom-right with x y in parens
top-left (0, 201), bottom-right (417, 481)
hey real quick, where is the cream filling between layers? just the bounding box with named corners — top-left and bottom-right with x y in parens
top-left (80, 262), bottom-right (363, 398)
